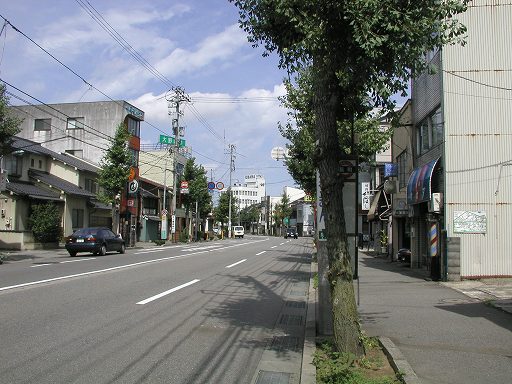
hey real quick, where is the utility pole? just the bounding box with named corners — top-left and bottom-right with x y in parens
top-left (166, 87), bottom-right (190, 243)
top-left (227, 144), bottom-right (235, 239)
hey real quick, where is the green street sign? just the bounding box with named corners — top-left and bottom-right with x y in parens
top-left (159, 135), bottom-right (174, 145)
top-left (159, 135), bottom-right (186, 147)
top-left (284, 217), bottom-right (289, 225)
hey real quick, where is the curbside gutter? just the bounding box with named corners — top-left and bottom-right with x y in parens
top-left (379, 337), bottom-right (422, 384)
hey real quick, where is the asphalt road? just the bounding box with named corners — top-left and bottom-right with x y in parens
top-left (0, 236), bottom-right (313, 384)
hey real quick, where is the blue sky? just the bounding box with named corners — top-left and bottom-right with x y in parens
top-left (0, 1), bottom-right (295, 196)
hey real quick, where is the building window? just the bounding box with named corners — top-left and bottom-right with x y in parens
top-left (128, 148), bottom-right (139, 167)
top-left (85, 178), bottom-right (97, 194)
top-left (31, 158), bottom-right (35, 167)
top-left (4, 156), bottom-right (22, 177)
top-left (72, 209), bottom-right (84, 229)
top-left (67, 117), bottom-right (84, 130)
top-left (397, 150), bottom-right (408, 189)
top-left (416, 107), bottom-right (443, 155)
top-left (127, 118), bottom-right (140, 137)
top-left (38, 160), bottom-right (42, 169)
top-left (34, 118), bottom-right (51, 131)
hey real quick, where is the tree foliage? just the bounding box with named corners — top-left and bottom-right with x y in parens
top-left (181, 158), bottom-right (212, 220)
top-left (214, 189), bottom-right (239, 229)
top-left (273, 192), bottom-right (292, 230)
top-left (97, 123), bottom-right (132, 204)
top-left (239, 203), bottom-right (260, 227)
top-left (29, 203), bottom-right (62, 243)
top-left (0, 84), bottom-right (23, 156)
top-left (231, 0), bottom-right (467, 356)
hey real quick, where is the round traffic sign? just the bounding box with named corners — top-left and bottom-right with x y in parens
top-left (216, 182), bottom-right (225, 190)
top-left (207, 181), bottom-right (215, 190)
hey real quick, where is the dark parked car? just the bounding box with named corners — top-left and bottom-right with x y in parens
top-left (65, 227), bottom-right (125, 257)
top-left (284, 227), bottom-right (298, 239)
top-left (397, 248), bottom-right (411, 263)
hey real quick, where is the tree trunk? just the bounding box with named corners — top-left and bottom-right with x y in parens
top-left (313, 65), bottom-right (364, 356)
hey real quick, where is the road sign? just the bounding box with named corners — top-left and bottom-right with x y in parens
top-left (216, 182), bottom-right (224, 190)
top-left (128, 179), bottom-right (139, 194)
top-left (159, 135), bottom-right (186, 147)
top-left (339, 159), bottom-right (357, 179)
top-left (180, 181), bottom-right (189, 189)
top-left (207, 181), bottom-right (215, 190)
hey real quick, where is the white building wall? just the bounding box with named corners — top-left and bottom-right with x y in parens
top-left (442, 0), bottom-right (512, 277)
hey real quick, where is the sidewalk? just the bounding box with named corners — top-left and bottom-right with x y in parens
top-left (356, 251), bottom-right (512, 384)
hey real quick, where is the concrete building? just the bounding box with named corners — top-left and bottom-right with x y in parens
top-left (232, 174), bottom-right (266, 210)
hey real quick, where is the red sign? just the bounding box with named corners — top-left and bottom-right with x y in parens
top-left (127, 199), bottom-right (135, 207)
top-left (180, 181), bottom-right (189, 189)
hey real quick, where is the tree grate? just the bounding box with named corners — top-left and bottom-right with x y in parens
top-left (270, 335), bottom-right (301, 352)
top-left (285, 300), bottom-right (306, 309)
top-left (255, 370), bottom-right (291, 384)
top-left (279, 314), bottom-right (304, 326)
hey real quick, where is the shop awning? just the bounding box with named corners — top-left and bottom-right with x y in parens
top-left (367, 190), bottom-right (382, 221)
top-left (407, 158), bottom-right (440, 205)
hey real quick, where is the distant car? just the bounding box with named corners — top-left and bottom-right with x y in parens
top-left (232, 226), bottom-right (245, 238)
top-left (65, 227), bottom-right (125, 257)
top-left (284, 227), bottom-right (298, 239)
top-left (397, 248), bottom-right (411, 263)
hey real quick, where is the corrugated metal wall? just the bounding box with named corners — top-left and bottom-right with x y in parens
top-left (442, 0), bottom-right (512, 277)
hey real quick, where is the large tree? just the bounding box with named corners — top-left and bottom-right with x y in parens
top-left (231, 0), bottom-right (467, 355)
top-left (97, 123), bottom-right (132, 232)
top-left (0, 84), bottom-right (23, 157)
top-left (181, 158), bottom-right (212, 238)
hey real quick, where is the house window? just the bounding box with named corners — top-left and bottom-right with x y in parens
top-left (38, 160), bottom-right (42, 169)
top-left (31, 158), bottom-right (35, 167)
top-left (72, 209), bottom-right (84, 229)
top-left (85, 178), bottom-right (97, 194)
top-left (67, 117), bottom-right (84, 130)
top-left (397, 150), bottom-right (408, 189)
top-left (416, 107), bottom-right (443, 155)
top-left (4, 156), bottom-right (22, 177)
top-left (34, 118), bottom-right (51, 131)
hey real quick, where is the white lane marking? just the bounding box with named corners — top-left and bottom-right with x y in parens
top-left (0, 252), bottom-right (208, 292)
top-left (61, 258), bottom-right (96, 264)
top-left (136, 279), bottom-right (200, 305)
top-left (226, 259), bottom-right (247, 269)
top-left (279, 243), bottom-right (286, 245)
top-left (271, 246), bottom-right (277, 249)
top-left (30, 264), bottom-right (52, 268)
top-left (1, 238), bottom-right (270, 293)
top-left (256, 251), bottom-right (266, 256)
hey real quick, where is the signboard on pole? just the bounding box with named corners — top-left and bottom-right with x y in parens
top-left (161, 216), bottom-right (168, 240)
top-left (361, 182), bottom-right (371, 210)
top-left (171, 214), bottom-right (176, 234)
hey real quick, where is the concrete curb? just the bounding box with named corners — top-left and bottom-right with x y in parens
top-left (379, 337), bottom-right (422, 384)
top-left (300, 261), bottom-right (317, 384)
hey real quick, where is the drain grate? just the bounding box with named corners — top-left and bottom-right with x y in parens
top-left (279, 314), bottom-right (304, 326)
top-left (270, 335), bottom-right (301, 352)
top-left (285, 300), bottom-right (306, 309)
top-left (255, 370), bottom-right (291, 384)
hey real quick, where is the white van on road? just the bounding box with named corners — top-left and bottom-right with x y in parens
top-left (232, 226), bottom-right (245, 238)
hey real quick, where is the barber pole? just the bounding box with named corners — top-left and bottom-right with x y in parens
top-left (430, 223), bottom-right (438, 257)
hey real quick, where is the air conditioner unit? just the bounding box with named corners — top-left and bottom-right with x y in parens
top-left (429, 193), bottom-right (443, 213)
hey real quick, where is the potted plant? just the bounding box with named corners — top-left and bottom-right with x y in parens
top-left (379, 230), bottom-right (388, 254)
